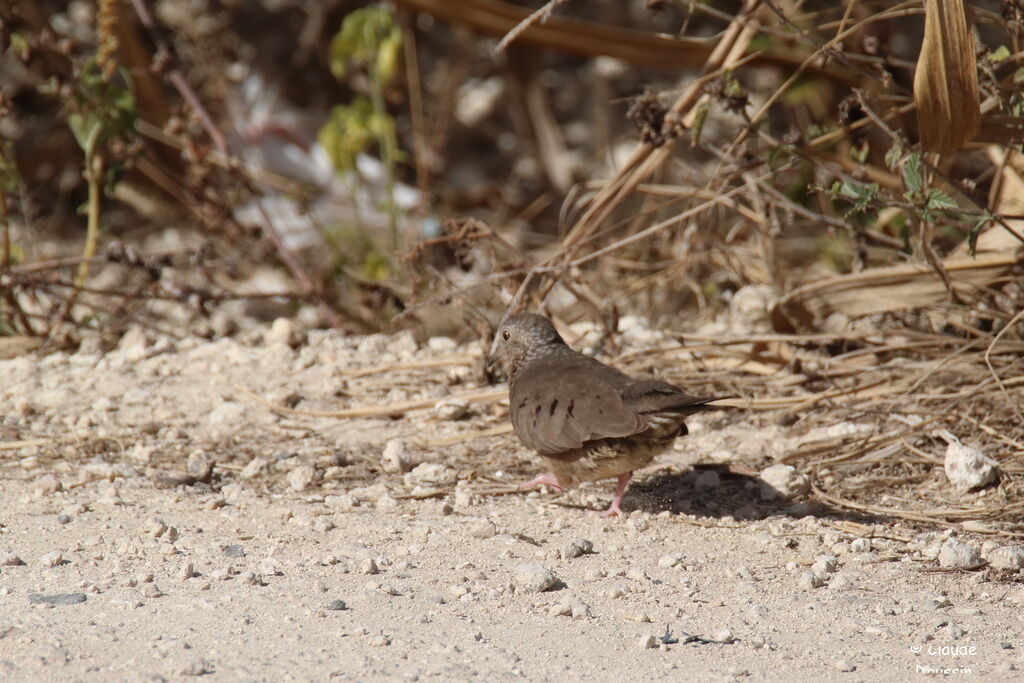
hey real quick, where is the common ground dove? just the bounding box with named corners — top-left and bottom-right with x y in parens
top-left (489, 313), bottom-right (718, 516)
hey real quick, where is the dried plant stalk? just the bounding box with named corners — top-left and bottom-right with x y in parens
top-left (913, 0), bottom-right (980, 155)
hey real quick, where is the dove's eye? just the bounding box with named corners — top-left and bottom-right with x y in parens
top-left (501, 330), bottom-right (511, 341)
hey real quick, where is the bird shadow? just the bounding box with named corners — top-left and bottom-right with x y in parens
top-left (564, 465), bottom-right (886, 527)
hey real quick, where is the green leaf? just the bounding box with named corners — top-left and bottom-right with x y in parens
top-left (318, 99), bottom-right (375, 173)
top-left (902, 153), bottom-right (922, 194)
top-left (989, 45), bottom-right (1011, 62)
top-left (924, 189), bottom-right (957, 211)
top-left (967, 213), bottom-right (993, 256)
top-left (884, 142), bottom-right (903, 170)
top-left (329, 6), bottom-right (402, 83)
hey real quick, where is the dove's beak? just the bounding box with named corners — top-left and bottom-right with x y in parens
top-left (484, 337), bottom-right (503, 380)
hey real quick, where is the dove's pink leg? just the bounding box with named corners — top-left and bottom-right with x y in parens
top-left (518, 473), bottom-right (564, 492)
top-left (599, 473), bottom-right (633, 517)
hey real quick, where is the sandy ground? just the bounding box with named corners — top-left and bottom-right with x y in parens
top-left (1, 322), bottom-right (1022, 681)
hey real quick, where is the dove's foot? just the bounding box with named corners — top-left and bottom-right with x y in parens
top-left (518, 474), bottom-right (564, 492)
top-left (594, 472), bottom-right (632, 517)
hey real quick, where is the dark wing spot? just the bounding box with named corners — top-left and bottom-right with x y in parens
top-left (567, 400), bottom-right (575, 418)
top-left (549, 399), bottom-right (558, 416)
top-left (534, 404), bottom-right (542, 419)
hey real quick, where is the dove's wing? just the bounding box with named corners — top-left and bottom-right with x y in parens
top-left (509, 356), bottom-right (645, 455)
top-left (620, 379), bottom-right (718, 415)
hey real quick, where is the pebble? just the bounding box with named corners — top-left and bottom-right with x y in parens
top-left (186, 451), bottom-right (213, 481)
top-left (800, 571), bottom-right (826, 589)
top-left (56, 514), bottom-right (72, 525)
top-left (514, 563), bottom-right (558, 592)
top-left (361, 559), bottom-right (380, 575)
top-left (549, 602), bottom-right (573, 617)
top-left (987, 545), bottom-right (1024, 570)
top-left (469, 520), bottom-right (497, 539)
top-left (850, 538), bottom-right (871, 553)
top-left (32, 474), bottom-right (62, 494)
top-left (264, 317), bottom-right (299, 347)
top-left (145, 517), bottom-right (168, 538)
top-left (240, 457), bottom-right (269, 479)
top-left (179, 563), bottom-right (195, 581)
top-left (367, 635), bottom-right (391, 647)
top-left (380, 439), bottom-right (413, 474)
top-left (179, 658), bottom-right (213, 676)
top-left (288, 465), bottom-right (316, 492)
top-left (434, 399), bottom-right (469, 421)
top-left (638, 634), bottom-right (658, 650)
top-left (713, 628), bottom-right (735, 643)
top-left (834, 659), bottom-right (855, 672)
top-left (944, 438), bottom-right (998, 492)
top-left (259, 558), bottom-right (282, 576)
top-left (658, 553), bottom-right (683, 568)
top-left (812, 555), bottom-right (839, 574)
top-left (143, 583), bottom-right (164, 598)
top-left (223, 545), bottom-right (246, 558)
top-left (562, 538), bottom-right (593, 559)
top-left (572, 602), bottom-right (592, 619)
top-left (404, 463), bottom-right (457, 487)
top-left (28, 593), bottom-right (86, 606)
top-left (759, 464), bottom-right (810, 500)
top-left (40, 551), bottom-right (64, 567)
top-left (937, 538), bottom-right (981, 568)
top-left (327, 599), bottom-right (347, 611)
top-left (0, 551), bottom-right (26, 566)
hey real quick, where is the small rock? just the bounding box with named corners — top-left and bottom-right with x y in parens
top-left (988, 546), bottom-right (1024, 570)
top-left (469, 519), bottom-right (497, 539)
top-left (713, 628), bottom-right (735, 643)
top-left (549, 602), bottom-right (573, 617)
top-left (32, 474), bottom-right (62, 494)
top-left (259, 558), bottom-right (282, 576)
top-left (572, 602), bottom-right (592, 619)
top-left (56, 514), bottom-right (72, 525)
top-left (240, 457), bottom-right (269, 479)
top-left (144, 517), bottom-right (168, 539)
top-left (658, 553), bottom-right (683, 568)
top-left (811, 555), bottom-right (839, 574)
top-left (380, 439), bottom-right (413, 474)
top-left (40, 551), bottom-right (64, 567)
top-left (327, 599), bottom-right (347, 611)
top-left (28, 593), bottom-right (86, 606)
top-left (222, 544), bottom-right (246, 558)
top-left (404, 463), bottom-right (457, 488)
top-left (434, 399), bottom-right (469, 421)
top-left (164, 526), bottom-right (179, 543)
top-left (938, 538), bottom-right (981, 568)
top-left (944, 439), bottom-right (998, 492)
top-left (850, 538), bottom-right (872, 553)
top-left (638, 634), bottom-right (658, 650)
top-left (562, 538), bottom-right (593, 559)
top-left (179, 658), bottom-right (212, 676)
top-left (360, 559), bottom-right (379, 575)
top-left (288, 465), bottom-right (316, 492)
top-left (367, 635), bottom-right (391, 647)
top-left (800, 571), bottom-right (826, 589)
top-left (312, 517), bottom-right (335, 533)
top-left (514, 563), bottom-right (558, 592)
top-left (143, 583), bottom-right (164, 598)
top-left (179, 563), bottom-right (195, 581)
top-left (186, 451), bottom-right (213, 481)
top-left (834, 659), bottom-right (855, 672)
top-left (760, 464), bottom-right (810, 500)
top-left (0, 551), bottom-right (26, 566)
top-left (264, 317), bottom-right (299, 347)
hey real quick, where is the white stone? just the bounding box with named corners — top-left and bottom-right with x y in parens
top-left (938, 538), bottom-right (981, 568)
top-left (944, 440), bottom-right (998, 492)
top-left (759, 464), bottom-right (810, 500)
top-left (514, 563), bottom-right (558, 592)
top-left (380, 439), bottom-right (412, 474)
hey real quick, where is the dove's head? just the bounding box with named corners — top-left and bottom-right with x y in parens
top-left (488, 313), bottom-right (568, 381)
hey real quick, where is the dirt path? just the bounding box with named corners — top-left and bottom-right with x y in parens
top-left (1, 324), bottom-right (1021, 681)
